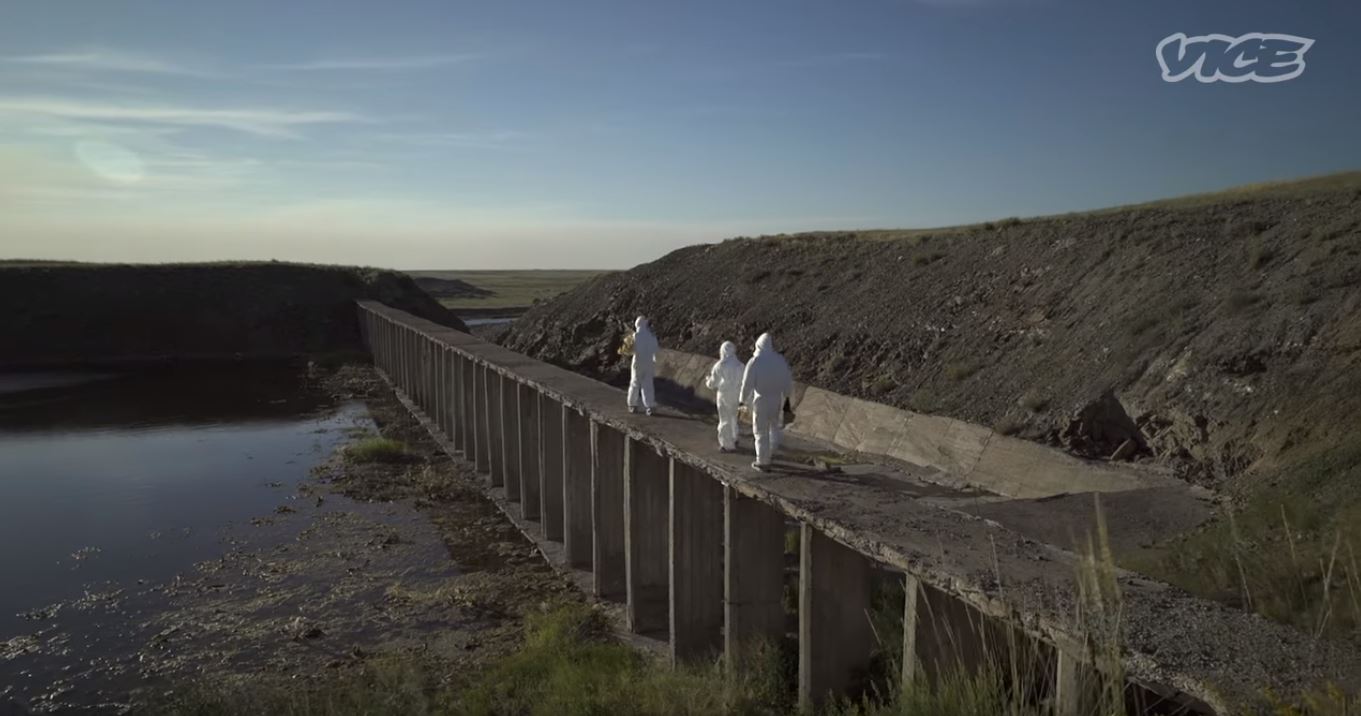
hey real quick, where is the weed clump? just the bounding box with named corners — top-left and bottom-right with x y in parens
top-left (944, 361), bottom-right (979, 382)
top-left (344, 436), bottom-right (410, 464)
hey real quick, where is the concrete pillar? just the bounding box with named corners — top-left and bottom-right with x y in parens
top-left (471, 360), bottom-right (487, 473)
top-left (435, 344), bottom-right (446, 434)
top-left (406, 330), bottom-right (415, 396)
top-left (450, 352), bottom-right (464, 453)
top-left (400, 327), bottom-right (409, 391)
top-left (902, 574), bottom-right (921, 691)
top-left (482, 364), bottom-right (500, 483)
top-left (422, 339), bottom-right (431, 412)
top-left (538, 392), bottom-right (565, 541)
top-left (670, 458), bottom-right (724, 663)
top-left (563, 407), bottom-right (593, 569)
top-left (440, 347), bottom-right (451, 439)
top-left (419, 340), bottom-right (430, 413)
top-left (445, 349), bottom-right (456, 443)
top-left (383, 319), bottom-right (391, 377)
top-left (724, 486), bottom-right (787, 672)
top-left (398, 327), bottom-right (407, 390)
top-left (424, 339), bottom-right (434, 413)
top-left (624, 439), bottom-right (670, 635)
top-left (369, 313), bottom-right (377, 365)
top-left (591, 421), bottom-right (626, 599)
top-left (501, 375), bottom-right (520, 500)
top-left (798, 524), bottom-right (874, 710)
top-left (461, 355), bottom-right (475, 458)
top-left (1055, 651), bottom-right (1098, 716)
top-left (518, 382), bottom-right (541, 522)
top-left (374, 315), bottom-right (383, 370)
top-left (417, 337), bottom-right (427, 409)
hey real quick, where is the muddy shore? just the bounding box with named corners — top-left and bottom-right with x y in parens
top-left (1, 363), bottom-right (573, 714)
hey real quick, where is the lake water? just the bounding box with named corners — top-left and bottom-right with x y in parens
top-left (0, 365), bottom-right (368, 641)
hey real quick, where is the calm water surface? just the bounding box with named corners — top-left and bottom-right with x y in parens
top-left (0, 364), bottom-right (367, 640)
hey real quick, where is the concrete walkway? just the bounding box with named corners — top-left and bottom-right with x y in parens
top-left (653, 382), bottom-right (1214, 557)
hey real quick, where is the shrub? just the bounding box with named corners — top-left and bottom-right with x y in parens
top-left (1226, 290), bottom-right (1262, 312)
top-left (1018, 390), bottom-right (1050, 413)
top-left (944, 361), bottom-right (979, 381)
top-left (1247, 238), bottom-right (1275, 270)
top-left (994, 415), bottom-right (1025, 436)
top-left (913, 250), bottom-right (946, 266)
top-left (344, 436), bottom-right (410, 464)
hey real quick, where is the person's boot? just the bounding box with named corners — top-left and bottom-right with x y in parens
top-left (646, 408), bottom-right (653, 416)
top-left (750, 461), bottom-right (766, 472)
top-left (629, 406), bottom-right (639, 414)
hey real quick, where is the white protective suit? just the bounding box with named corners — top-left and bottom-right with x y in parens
top-left (739, 333), bottom-right (793, 468)
top-left (704, 340), bottom-right (744, 450)
top-left (627, 316), bottom-right (659, 414)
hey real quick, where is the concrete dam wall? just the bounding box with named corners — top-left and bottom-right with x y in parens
top-left (358, 300), bottom-right (1361, 714)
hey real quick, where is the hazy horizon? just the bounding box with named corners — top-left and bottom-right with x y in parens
top-left (3, 0), bottom-right (1358, 270)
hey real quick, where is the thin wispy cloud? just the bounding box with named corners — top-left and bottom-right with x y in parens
top-left (374, 130), bottom-right (526, 150)
top-left (263, 54), bottom-right (482, 71)
top-left (0, 96), bottom-right (366, 137)
top-left (779, 52), bottom-right (891, 68)
top-left (1, 50), bottom-right (212, 77)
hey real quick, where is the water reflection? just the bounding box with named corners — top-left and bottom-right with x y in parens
top-left (0, 363), bottom-right (367, 639)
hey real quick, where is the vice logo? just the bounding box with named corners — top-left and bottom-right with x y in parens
top-left (1157, 32), bottom-right (1314, 83)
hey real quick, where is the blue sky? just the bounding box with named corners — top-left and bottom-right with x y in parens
top-left (1, 0), bottom-right (1357, 269)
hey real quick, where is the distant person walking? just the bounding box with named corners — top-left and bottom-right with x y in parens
top-left (739, 333), bottom-right (793, 471)
top-left (704, 340), bottom-right (744, 451)
top-left (623, 316), bottom-right (658, 416)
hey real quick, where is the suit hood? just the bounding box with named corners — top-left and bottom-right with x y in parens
top-left (754, 333), bottom-right (774, 354)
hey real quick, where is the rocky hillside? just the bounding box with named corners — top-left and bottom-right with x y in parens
top-left (504, 173), bottom-right (1361, 492)
top-left (0, 261), bottom-right (466, 367)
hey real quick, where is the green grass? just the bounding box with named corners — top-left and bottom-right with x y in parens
top-left (154, 604), bottom-right (796, 716)
top-left (762, 171), bottom-right (1361, 245)
top-left (1128, 443), bottom-right (1361, 639)
top-left (407, 270), bottom-right (609, 310)
top-left (460, 605), bottom-right (795, 716)
top-left (343, 436), bottom-right (410, 464)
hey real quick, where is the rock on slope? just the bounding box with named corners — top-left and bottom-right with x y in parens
top-left (504, 174), bottom-right (1361, 491)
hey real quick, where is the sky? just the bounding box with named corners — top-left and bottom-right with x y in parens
top-left (1, 0), bottom-right (1358, 270)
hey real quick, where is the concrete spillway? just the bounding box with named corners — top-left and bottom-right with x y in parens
top-left (359, 300), bottom-right (1361, 714)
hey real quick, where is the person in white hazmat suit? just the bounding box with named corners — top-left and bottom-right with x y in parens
top-left (739, 333), bottom-right (793, 471)
top-left (704, 341), bottom-right (744, 451)
top-left (626, 316), bottom-right (659, 415)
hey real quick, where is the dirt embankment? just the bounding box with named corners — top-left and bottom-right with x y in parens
top-left (503, 176), bottom-right (1361, 492)
top-left (0, 262), bottom-right (466, 368)
top-left (412, 275), bottom-right (494, 300)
